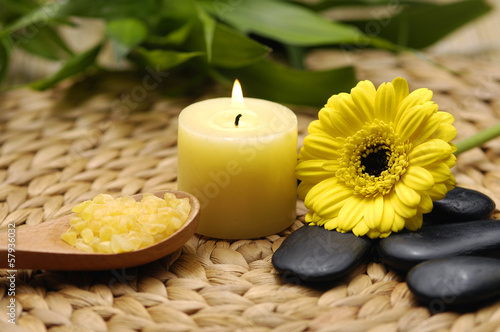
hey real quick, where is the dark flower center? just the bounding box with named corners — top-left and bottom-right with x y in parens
top-left (361, 145), bottom-right (390, 177)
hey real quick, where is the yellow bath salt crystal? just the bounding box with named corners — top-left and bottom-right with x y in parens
top-left (61, 193), bottom-right (191, 253)
top-left (61, 231), bottom-right (78, 246)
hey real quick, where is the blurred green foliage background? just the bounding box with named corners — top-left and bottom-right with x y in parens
top-left (0, 0), bottom-right (492, 106)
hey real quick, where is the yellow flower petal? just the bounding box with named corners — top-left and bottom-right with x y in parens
top-left (424, 163), bottom-right (452, 183)
top-left (353, 221), bottom-right (370, 237)
top-left (379, 197), bottom-right (395, 233)
top-left (418, 191), bottom-right (433, 214)
top-left (306, 211), bottom-right (321, 224)
top-left (395, 104), bottom-right (433, 142)
top-left (337, 195), bottom-right (364, 231)
top-left (395, 181), bottom-right (421, 207)
top-left (351, 83), bottom-right (375, 123)
top-left (367, 229), bottom-right (385, 239)
top-left (395, 88), bottom-right (433, 124)
top-left (389, 191), bottom-right (417, 219)
top-left (311, 184), bottom-right (352, 218)
top-left (307, 120), bottom-right (324, 135)
top-left (297, 182), bottom-right (314, 200)
top-left (402, 166), bottom-right (434, 191)
top-left (374, 82), bottom-right (396, 123)
top-left (356, 80), bottom-right (377, 97)
top-left (324, 218), bottom-right (338, 230)
top-left (318, 108), bottom-right (339, 137)
top-left (392, 77), bottom-right (409, 106)
top-left (432, 123), bottom-right (457, 142)
top-left (405, 213), bottom-right (423, 231)
top-left (328, 93), bottom-right (369, 127)
top-left (296, 159), bottom-right (334, 183)
top-left (302, 134), bottom-right (343, 160)
top-left (331, 108), bottom-right (365, 137)
top-left (427, 183), bottom-right (449, 201)
top-left (304, 177), bottom-right (339, 207)
top-left (408, 103), bottom-right (440, 145)
top-left (364, 194), bottom-right (384, 229)
top-left (436, 111), bottom-right (454, 125)
top-left (322, 159), bottom-right (340, 172)
top-left (377, 231), bottom-right (392, 239)
top-left (328, 110), bottom-right (359, 137)
top-left (408, 139), bottom-right (452, 167)
top-left (391, 214), bottom-right (405, 232)
top-left (444, 153), bottom-right (457, 168)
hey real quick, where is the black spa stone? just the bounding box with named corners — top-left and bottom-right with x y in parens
top-left (272, 225), bottom-right (374, 283)
top-left (377, 220), bottom-right (500, 271)
top-left (424, 186), bottom-right (495, 224)
top-left (407, 256), bottom-right (500, 309)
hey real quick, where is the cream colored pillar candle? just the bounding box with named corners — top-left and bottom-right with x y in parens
top-left (177, 81), bottom-right (297, 239)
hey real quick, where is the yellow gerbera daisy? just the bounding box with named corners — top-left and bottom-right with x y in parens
top-left (296, 77), bottom-right (457, 239)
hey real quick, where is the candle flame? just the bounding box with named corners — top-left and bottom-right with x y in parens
top-left (231, 79), bottom-right (245, 109)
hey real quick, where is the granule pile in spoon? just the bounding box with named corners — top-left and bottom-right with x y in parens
top-left (62, 193), bottom-right (191, 253)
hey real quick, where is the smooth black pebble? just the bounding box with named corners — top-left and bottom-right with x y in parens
top-left (377, 220), bottom-right (500, 271)
top-left (272, 225), bottom-right (374, 283)
top-left (424, 186), bottom-right (495, 224)
top-left (407, 256), bottom-right (500, 308)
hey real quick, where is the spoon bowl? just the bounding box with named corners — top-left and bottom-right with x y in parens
top-left (0, 190), bottom-right (200, 270)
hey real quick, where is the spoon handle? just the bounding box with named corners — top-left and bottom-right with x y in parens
top-left (0, 216), bottom-right (82, 269)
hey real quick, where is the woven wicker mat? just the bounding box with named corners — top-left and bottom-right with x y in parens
top-left (2, 49), bottom-right (500, 332)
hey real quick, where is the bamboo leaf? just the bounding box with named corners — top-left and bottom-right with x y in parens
top-left (58, 0), bottom-right (162, 20)
top-left (346, 0), bottom-right (492, 49)
top-left (296, 0), bottom-right (416, 10)
top-left (107, 18), bottom-right (148, 48)
top-left (195, 4), bottom-right (216, 62)
top-left (30, 43), bottom-right (102, 90)
top-left (1, 1), bottom-right (65, 34)
top-left (187, 23), bottom-right (271, 68)
top-left (107, 18), bottom-right (148, 61)
top-left (15, 25), bottom-right (72, 60)
top-left (198, 0), bottom-right (363, 46)
top-left (135, 48), bottom-right (203, 71)
top-left (147, 21), bottom-right (194, 46)
top-left (0, 36), bottom-right (10, 86)
top-left (211, 24), bottom-right (271, 68)
top-left (216, 59), bottom-right (357, 106)
top-left (2, 0), bottom-right (161, 35)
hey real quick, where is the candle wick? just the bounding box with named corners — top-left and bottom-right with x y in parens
top-left (235, 114), bottom-right (242, 127)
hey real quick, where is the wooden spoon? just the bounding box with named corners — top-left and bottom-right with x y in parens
top-left (0, 190), bottom-right (200, 271)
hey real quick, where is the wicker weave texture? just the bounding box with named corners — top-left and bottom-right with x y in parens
top-left (1, 50), bottom-right (500, 331)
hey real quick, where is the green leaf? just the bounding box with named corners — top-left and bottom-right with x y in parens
top-left (2, 0), bottom-right (161, 35)
top-left (187, 23), bottom-right (270, 68)
top-left (216, 59), bottom-right (357, 106)
top-left (107, 18), bottom-right (148, 48)
top-left (160, 1), bottom-right (198, 21)
top-left (195, 4), bottom-right (216, 62)
top-left (0, 36), bottom-right (11, 86)
top-left (0, 0), bottom-right (40, 24)
top-left (211, 24), bottom-right (270, 68)
top-left (107, 18), bottom-right (148, 61)
top-left (30, 43), bottom-right (102, 90)
top-left (295, 0), bottom-right (416, 10)
top-left (147, 21), bottom-right (194, 46)
top-left (1, 1), bottom-right (65, 34)
top-left (135, 48), bottom-right (203, 71)
top-left (15, 25), bottom-right (72, 60)
top-left (346, 0), bottom-right (492, 49)
top-left (58, 0), bottom-right (163, 20)
top-left (198, 0), bottom-right (362, 46)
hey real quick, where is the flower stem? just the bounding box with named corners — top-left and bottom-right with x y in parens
top-left (454, 122), bottom-right (500, 155)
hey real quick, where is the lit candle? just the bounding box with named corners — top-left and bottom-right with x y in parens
top-left (177, 80), bottom-right (298, 239)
